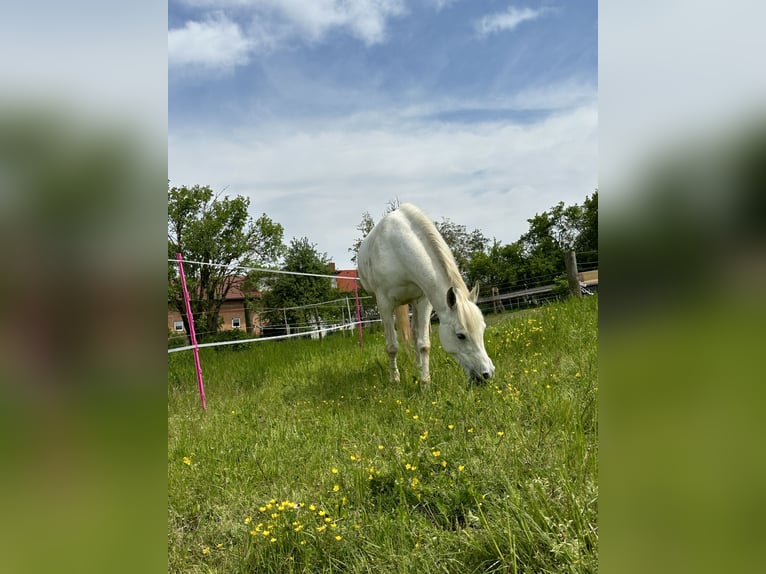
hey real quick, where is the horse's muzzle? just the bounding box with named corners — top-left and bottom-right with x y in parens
top-left (469, 370), bottom-right (493, 383)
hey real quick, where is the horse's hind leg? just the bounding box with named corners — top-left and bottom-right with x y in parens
top-left (411, 298), bottom-right (432, 383)
top-left (379, 301), bottom-right (400, 383)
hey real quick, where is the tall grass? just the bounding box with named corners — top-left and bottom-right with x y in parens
top-left (168, 296), bottom-right (597, 573)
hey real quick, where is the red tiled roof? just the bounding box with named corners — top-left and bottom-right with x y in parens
top-left (223, 276), bottom-right (261, 300)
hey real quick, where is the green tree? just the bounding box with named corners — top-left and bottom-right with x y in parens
top-left (349, 211), bottom-right (375, 265)
top-left (261, 238), bottom-right (342, 336)
top-left (434, 218), bottom-right (489, 281)
top-left (575, 189), bottom-right (598, 253)
top-left (168, 184), bottom-right (285, 342)
top-left (518, 201), bottom-right (587, 285)
top-left (466, 240), bottom-right (526, 290)
top-left (349, 199), bottom-right (401, 264)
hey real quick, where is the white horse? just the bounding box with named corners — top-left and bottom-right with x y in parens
top-left (357, 203), bottom-right (495, 383)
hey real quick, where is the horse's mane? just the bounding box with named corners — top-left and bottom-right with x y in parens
top-left (399, 203), bottom-right (469, 296)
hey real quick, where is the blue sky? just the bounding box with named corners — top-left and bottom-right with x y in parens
top-left (169, 0), bottom-right (597, 269)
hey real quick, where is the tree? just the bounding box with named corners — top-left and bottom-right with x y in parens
top-left (261, 238), bottom-right (341, 336)
top-left (168, 184), bottom-right (285, 342)
top-left (349, 199), bottom-right (401, 264)
top-left (575, 189), bottom-right (598, 253)
top-left (466, 240), bottom-right (525, 290)
top-left (349, 211), bottom-right (375, 265)
top-left (434, 218), bottom-right (489, 281)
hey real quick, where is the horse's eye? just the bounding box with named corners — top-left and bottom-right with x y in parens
top-left (456, 333), bottom-right (467, 341)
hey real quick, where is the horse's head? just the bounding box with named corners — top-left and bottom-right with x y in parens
top-left (438, 284), bottom-right (495, 382)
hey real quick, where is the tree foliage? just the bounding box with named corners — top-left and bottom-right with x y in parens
top-left (347, 191), bottom-right (597, 300)
top-left (434, 218), bottom-right (489, 281)
top-left (168, 183), bottom-right (285, 341)
top-left (260, 237), bottom-right (342, 335)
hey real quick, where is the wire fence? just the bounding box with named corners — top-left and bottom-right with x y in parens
top-left (167, 253), bottom-right (597, 353)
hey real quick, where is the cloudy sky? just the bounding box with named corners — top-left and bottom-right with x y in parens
top-left (168, 0), bottom-right (597, 269)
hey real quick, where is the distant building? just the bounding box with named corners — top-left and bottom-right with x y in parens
top-left (329, 262), bottom-right (358, 292)
top-left (168, 276), bottom-right (262, 335)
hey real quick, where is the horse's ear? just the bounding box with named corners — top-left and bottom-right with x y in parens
top-left (447, 286), bottom-right (457, 309)
top-left (470, 283), bottom-right (480, 303)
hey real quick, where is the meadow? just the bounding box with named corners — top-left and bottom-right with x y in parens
top-left (168, 296), bottom-right (598, 573)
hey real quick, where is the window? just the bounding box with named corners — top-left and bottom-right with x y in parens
top-left (232, 317), bottom-right (241, 329)
top-left (173, 321), bottom-right (184, 332)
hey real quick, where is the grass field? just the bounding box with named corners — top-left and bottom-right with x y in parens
top-left (168, 296), bottom-right (598, 573)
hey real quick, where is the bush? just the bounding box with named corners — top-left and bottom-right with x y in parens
top-left (200, 329), bottom-right (253, 352)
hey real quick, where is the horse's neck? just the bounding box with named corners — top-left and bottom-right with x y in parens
top-left (412, 248), bottom-right (460, 316)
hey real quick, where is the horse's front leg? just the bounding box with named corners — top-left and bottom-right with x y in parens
top-left (412, 299), bottom-right (432, 384)
top-left (380, 304), bottom-right (400, 383)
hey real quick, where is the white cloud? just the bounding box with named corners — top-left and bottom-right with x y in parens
top-left (168, 101), bottom-right (597, 268)
top-left (474, 6), bottom-right (547, 37)
top-left (427, 0), bottom-right (459, 11)
top-left (175, 0), bottom-right (405, 49)
top-left (169, 14), bottom-right (253, 69)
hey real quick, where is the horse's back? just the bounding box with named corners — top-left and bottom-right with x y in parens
top-left (357, 204), bottom-right (431, 301)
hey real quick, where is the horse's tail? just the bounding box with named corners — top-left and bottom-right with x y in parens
top-left (395, 305), bottom-right (411, 343)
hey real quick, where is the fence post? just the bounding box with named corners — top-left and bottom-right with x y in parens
top-left (354, 280), bottom-right (364, 349)
top-left (564, 250), bottom-right (582, 298)
top-left (176, 253), bottom-right (207, 411)
top-left (345, 297), bottom-right (353, 333)
top-left (283, 308), bottom-right (289, 335)
top-left (492, 286), bottom-right (505, 314)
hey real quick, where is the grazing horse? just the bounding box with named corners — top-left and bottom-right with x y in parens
top-left (357, 203), bottom-right (495, 383)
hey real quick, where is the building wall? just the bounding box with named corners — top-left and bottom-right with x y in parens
top-left (168, 301), bottom-right (261, 335)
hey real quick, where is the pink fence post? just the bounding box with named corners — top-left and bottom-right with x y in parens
top-left (354, 278), bottom-right (364, 349)
top-left (177, 253), bottom-right (207, 411)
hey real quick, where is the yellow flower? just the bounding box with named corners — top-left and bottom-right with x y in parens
top-left (413, 415), bottom-right (419, 420)
top-left (202, 546), bottom-right (210, 555)
top-left (324, 517), bottom-right (332, 524)
top-left (441, 460), bottom-right (447, 468)
top-left (335, 535), bottom-right (343, 541)
top-left (318, 510), bottom-right (326, 516)
top-left (432, 450), bottom-right (441, 457)
top-left (262, 530), bottom-right (270, 537)
top-left (467, 428), bottom-right (474, 433)
top-left (411, 477), bottom-right (419, 488)
top-left (244, 516), bottom-right (252, 525)
top-left (378, 444), bottom-right (385, 450)
top-left (259, 506), bottom-right (266, 512)
top-left (182, 456), bottom-right (191, 466)
top-left (333, 484), bottom-right (340, 492)
top-left (216, 543), bottom-right (223, 549)
top-left (309, 504), bottom-right (316, 511)
top-left (270, 537), bottom-right (277, 543)
top-left (497, 431), bottom-right (504, 437)
top-left (405, 463), bottom-right (411, 470)
top-left (317, 525), bottom-right (327, 532)
top-left (458, 465), bottom-right (465, 472)
top-left (447, 424), bottom-right (454, 430)
top-left (331, 467), bottom-right (338, 474)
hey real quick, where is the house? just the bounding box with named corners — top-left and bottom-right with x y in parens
top-left (329, 262), bottom-right (358, 292)
top-left (168, 276), bottom-right (262, 335)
